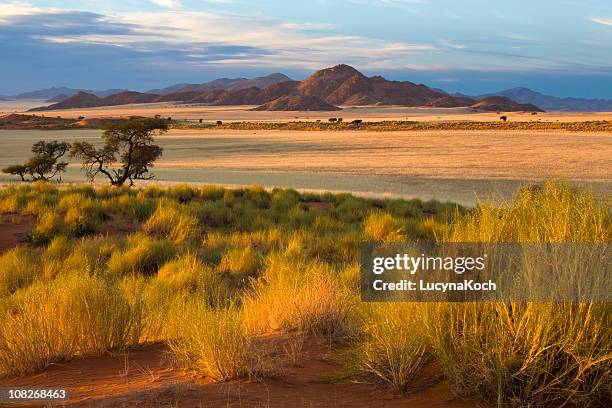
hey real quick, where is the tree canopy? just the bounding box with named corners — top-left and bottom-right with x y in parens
top-left (2, 140), bottom-right (70, 182)
top-left (70, 118), bottom-right (167, 186)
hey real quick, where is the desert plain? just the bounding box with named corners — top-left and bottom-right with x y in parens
top-left (1, 103), bottom-right (611, 205)
top-left (0, 102), bottom-right (611, 408)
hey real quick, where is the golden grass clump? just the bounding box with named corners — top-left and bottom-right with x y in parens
top-left (444, 181), bottom-right (610, 243)
top-left (243, 254), bottom-right (355, 339)
top-left (144, 198), bottom-right (199, 243)
top-left (106, 234), bottom-right (176, 277)
top-left (427, 181), bottom-right (612, 406)
top-left (31, 208), bottom-right (64, 243)
top-left (0, 247), bottom-right (40, 296)
top-left (217, 246), bottom-right (262, 282)
top-left (168, 304), bottom-right (275, 382)
top-left (351, 303), bottom-right (432, 393)
top-left (0, 273), bottom-right (141, 376)
top-left (363, 211), bottom-right (404, 242)
top-left (156, 253), bottom-right (230, 304)
top-left (427, 302), bottom-right (611, 406)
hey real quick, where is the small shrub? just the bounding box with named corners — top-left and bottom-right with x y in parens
top-left (243, 255), bottom-right (354, 339)
top-left (0, 247), bottom-right (40, 295)
top-left (352, 303), bottom-right (432, 393)
top-left (218, 246), bottom-right (261, 282)
top-left (168, 305), bottom-right (275, 382)
top-left (32, 208), bottom-right (64, 243)
top-left (106, 234), bottom-right (176, 277)
top-left (157, 253), bottom-right (230, 304)
top-left (363, 211), bottom-right (403, 242)
top-left (144, 199), bottom-right (199, 243)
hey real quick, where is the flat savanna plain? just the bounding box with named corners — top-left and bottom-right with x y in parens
top-left (155, 128), bottom-right (611, 180)
top-left (2, 125), bottom-right (611, 205)
top-left (8, 101), bottom-right (612, 122)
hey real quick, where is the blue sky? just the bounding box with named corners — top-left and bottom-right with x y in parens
top-left (1, 0), bottom-right (612, 97)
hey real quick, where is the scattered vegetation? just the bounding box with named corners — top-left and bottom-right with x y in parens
top-left (0, 181), bottom-right (609, 408)
top-left (176, 119), bottom-right (612, 132)
top-left (70, 118), bottom-right (167, 186)
top-left (2, 140), bottom-right (70, 182)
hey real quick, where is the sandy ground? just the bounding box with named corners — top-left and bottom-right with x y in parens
top-left (1, 128), bottom-right (610, 205)
top-left (152, 129), bottom-right (612, 181)
top-left (0, 335), bottom-right (480, 408)
top-left (10, 101), bottom-right (612, 123)
top-left (0, 214), bottom-right (34, 253)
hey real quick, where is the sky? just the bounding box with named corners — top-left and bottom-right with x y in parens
top-left (1, 0), bottom-right (612, 97)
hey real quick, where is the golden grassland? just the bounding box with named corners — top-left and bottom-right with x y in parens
top-left (152, 128), bottom-right (612, 183)
top-left (0, 182), bottom-right (610, 407)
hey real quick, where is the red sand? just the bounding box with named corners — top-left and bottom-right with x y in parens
top-left (0, 336), bottom-right (482, 407)
top-left (0, 215), bottom-right (34, 253)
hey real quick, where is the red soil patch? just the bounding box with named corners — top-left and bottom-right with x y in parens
top-left (0, 335), bottom-right (480, 408)
top-left (0, 214), bottom-right (34, 253)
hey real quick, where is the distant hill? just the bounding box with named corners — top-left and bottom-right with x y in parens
top-left (427, 95), bottom-right (477, 108)
top-left (30, 91), bottom-right (103, 111)
top-left (297, 64), bottom-right (449, 106)
top-left (479, 87), bottom-right (612, 112)
top-left (100, 91), bottom-right (159, 105)
top-left (28, 65), bottom-right (544, 112)
top-left (46, 93), bottom-right (69, 102)
top-left (251, 95), bottom-right (340, 111)
top-left (11, 87), bottom-right (129, 100)
top-left (471, 96), bottom-right (544, 112)
top-left (30, 91), bottom-right (159, 111)
top-left (151, 73), bottom-right (293, 95)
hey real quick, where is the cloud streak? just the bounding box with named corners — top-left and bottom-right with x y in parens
top-left (591, 17), bottom-right (612, 26)
top-left (1, 1), bottom-right (612, 96)
top-left (150, 0), bottom-right (182, 9)
top-left (0, 4), bottom-right (439, 71)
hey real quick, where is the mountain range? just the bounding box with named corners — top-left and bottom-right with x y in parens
top-left (477, 87), bottom-right (612, 112)
top-left (8, 67), bottom-right (612, 112)
top-left (2, 87), bottom-right (129, 101)
top-left (149, 73), bottom-right (293, 95)
top-left (28, 65), bottom-right (546, 112)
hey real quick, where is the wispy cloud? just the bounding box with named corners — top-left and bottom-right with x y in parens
top-left (348, 0), bottom-right (424, 10)
top-left (150, 0), bottom-right (182, 9)
top-left (591, 17), bottom-right (612, 27)
top-left (437, 39), bottom-right (464, 49)
top-left (0, 3), bottom-right (438, 71)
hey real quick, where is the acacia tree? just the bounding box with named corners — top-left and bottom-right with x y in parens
top-left (70, 118), bottom-right (166, 186)
top-left (2, 140), bottom-right (70, 182)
